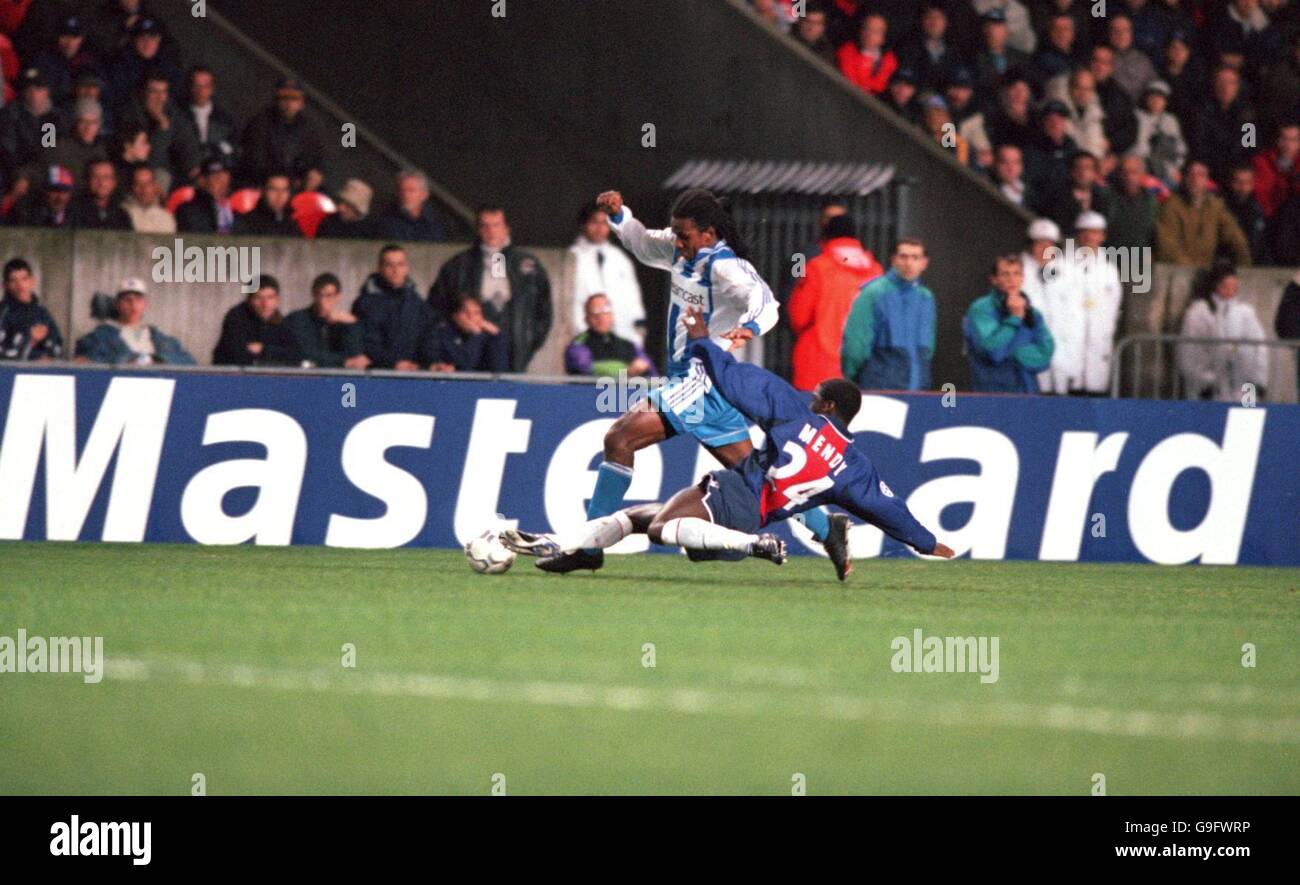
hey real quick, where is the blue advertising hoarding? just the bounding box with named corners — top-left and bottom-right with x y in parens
top-left (0, 365), bottom-right (1296, 566)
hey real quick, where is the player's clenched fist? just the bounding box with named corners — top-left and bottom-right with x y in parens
top-left (596, 191), bottom-right (623, 217)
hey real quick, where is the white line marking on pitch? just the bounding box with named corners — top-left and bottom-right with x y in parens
top-left (107, 657), bottom-right (1300, 746)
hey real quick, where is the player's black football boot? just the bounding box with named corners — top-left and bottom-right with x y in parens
top-left (500, 529), bottom-right (561, 557)
top-left (750, 534), bottom-right (788, 566)
top-left (821, 513), bottom-right (853, 582)
top-left (535, 549), bottom-right (605, 573)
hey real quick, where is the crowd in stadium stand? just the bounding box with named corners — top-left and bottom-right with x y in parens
top-left (0, 1), bottom-right (1297, 399)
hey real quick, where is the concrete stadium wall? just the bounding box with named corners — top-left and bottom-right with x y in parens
top-left (208, 0), bottom-right (1034, 388)
top-left (0, 230), bottom-right (572, 373)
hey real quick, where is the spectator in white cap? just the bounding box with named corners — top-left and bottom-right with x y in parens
top-left (75, 279), bottom-right (195, 365)
top-left (1021, 217), bottom-right (1072, 390)
top-left (317, 179), bottom-right (376, 240)
top-left (1036, 211), bottom-right (1123, 395)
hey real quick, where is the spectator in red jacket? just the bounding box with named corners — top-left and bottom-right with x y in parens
top-left (837, 12), bottom-right (897, 96)
top-left (787, 214), bottom-right (883, 391)
top-left (1253, 122), bottom-right (1300, 219)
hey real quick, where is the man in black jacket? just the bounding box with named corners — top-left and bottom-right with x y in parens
top-left (428, 206), bottom-right (552, 373)
top-left (212, 275), bottom-right (301, 366)
top-left (68, 158), bottom-right (132, 230)
top-left (352, 245), bottom-right (438, 370)
top-left (176, 156), bottom-right (235, 234)
top-left (0, 258), bottom-right (65, 361)
top-left (1088, 45), bottom-right (1138, 156)
top-left (238, 77), bottom-right (325, 192)
top-left (233, 171), bottom-right (301, 238)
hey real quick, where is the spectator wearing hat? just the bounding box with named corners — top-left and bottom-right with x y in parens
top-left (921, 92), bottom-right (970, 165)
top-left (428, 206), bottom-right (553, 372)
top-left (317, 179), bottom-right (377, 240)
top-left (1155, 159), bottom-right (1252, 268)
top-left (238, 77), bottom-right (325, 193)
top-left (75, 279), bottom-right (194, 365)
top-left (1132, 79), bottom-right (1186, 184)
top-left (791, 0), bottom-right (837, 68)
top-left (1045, 150), bottom-right (1111, 235)
top-left (183, 66), bottom-right (237, 165)
top-left (568, 200), bottom-right (644, 342)
top-left (1252, 122), bottom-right (1300, 219)
top-left (973, 7), bottom-right (1030, 101)
top-left (352, 245), bottom-right (438, 371)
top-left (49, 98), bottom-right (109, 186)
top-left (121, 163), bottom-right (175, 234)
top-left (62, 71), bottom-right (116, 140)
top-left (0, 69), bottom-right (61, 186)
top-left (564, 293), bottom-right (652, 378)
top-left (0, 258), bottom-right (64, 361)
top-left (1036, 211), bottom-right (1122, 395)
top-left (213, 275), bottom-right (302, 367)
top-left (1032, 13), bottom-right (1081, 83)
top-left (373, 170), bottom-right (448, 242)
top-left (86, 0), bottom-right (172, 61)
top-left (944, 68), bottom-right (992, 167)
top-left (787, 214), bottom-right (882, 391)
top-left (284, 273), bottom-right (369, 369)
top-left (883, 67), bottom-right (922, 125)
top-left (838, 12), bottom-right (897, 96)
top-left (117, 71), bottom-right (201, 188)
top-left (32, 14), bottom-right (98, 107)
top-left (898, 4), bottom-right (964, 93)
top-left (1187, 66), bottom-right (1257, 187)
top-left (963, 253), bottom-right (1054, 393)
top-left (973, 1), bottom-right (1035, 54)
top-left (1020, 218), bottom-right (1078, 360)
top-left (1023, 100), bottom-right (1079, 198)
top-left (68, 158), bottom-right (131, 230)
top-left (10, 165), bottom-right (76, 228)
top-left (1178, 262), bottom-right (1270, 402)
top-left (1107, 13), bottom-right (1158, 101)
top-left (840, 236), bottom-right (934, 391)
top-left (983, 74), bottom-right (1036, 150)
top-left (1224, 165), bottom-right (1271, 264)
top-left (233, 171), bottom-right (302, 238)
top-left (1106, 154), bottom-right (1158, 251)
top-left (177, 155), bottom-right (235, 234)
top-left (429, 293), bottom-right (511, 374)
top-left (106, 15), bottom-right (181, 103)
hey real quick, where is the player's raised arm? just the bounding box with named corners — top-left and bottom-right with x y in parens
top-left (683, 307), bottom-right (808, 430)
top-left (597, 190), bottom-right (676, 271)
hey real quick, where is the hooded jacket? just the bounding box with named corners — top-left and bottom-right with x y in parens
top-left (788, 236), bottom-right (882, 391)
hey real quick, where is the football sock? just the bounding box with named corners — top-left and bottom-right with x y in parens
top-left (559, 511), bottom-right (633, 553)
top-left (794, 507), bottom-right (831, 542)
top-left (582, 461), bottom-right (634, 555)
top-left (659, 517), bottom-right (756, 553)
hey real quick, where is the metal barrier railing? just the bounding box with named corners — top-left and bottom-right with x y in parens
top-left (1110, 334), bottom-right (1300, 403)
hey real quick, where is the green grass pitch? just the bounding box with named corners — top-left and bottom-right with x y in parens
top-left (1, 541), bottom-right (1297, 795)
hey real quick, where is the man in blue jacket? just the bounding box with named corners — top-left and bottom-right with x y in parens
top-left (0, 258), bottom-right (65, 361)
top-left (504, 307), bottom-right (954, 575)
top-left (840, 237), bottom-right (936, 390)
top-left (352, 244), bottom-right (438, 370)
top-left (75, 279), bottom-right (195, 365)
top-left (963, 253), bottom-right (1055, 392)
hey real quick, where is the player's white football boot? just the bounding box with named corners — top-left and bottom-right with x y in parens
top-left (499, 529), bottom-right (562, 558)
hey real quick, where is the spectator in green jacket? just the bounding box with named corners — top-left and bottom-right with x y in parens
top-left (285, 273), bottom-right (368, 369)
top-left (1106, 154), bottom-right (1158, 251)
top-left (840, 237), bottom-right (935, 391)
top-left (75, 279), bottom-right (195, 365)
top-left (963, 253), bottom-right (1055, 393)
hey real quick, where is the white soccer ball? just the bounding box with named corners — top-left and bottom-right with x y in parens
top-left (464, 531), bottom-right (515, 575)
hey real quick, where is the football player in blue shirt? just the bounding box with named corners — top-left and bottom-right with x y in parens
top-left (505, 307), bottom-right (954, 567)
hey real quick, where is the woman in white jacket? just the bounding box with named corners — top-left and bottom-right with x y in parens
top-left (1178, 266), bottom-right (1270, 401)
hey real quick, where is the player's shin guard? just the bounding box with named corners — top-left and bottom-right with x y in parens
top-left (659, 517), bottom-right (756, 553)
top-left (794, 507), bottom-right (831, 542)
top-left (558, 511), bottom-right (633, 554)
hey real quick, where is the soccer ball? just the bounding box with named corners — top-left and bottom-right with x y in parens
top-left (464, 531), bottom-right (516, 575)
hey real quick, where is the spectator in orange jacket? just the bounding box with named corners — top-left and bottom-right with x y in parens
top-left (837, 12), bottom-right (897, 96)
top-left (787, 214), bottom-right (883, 391)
